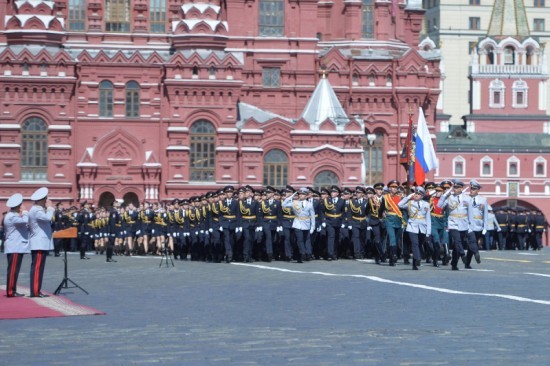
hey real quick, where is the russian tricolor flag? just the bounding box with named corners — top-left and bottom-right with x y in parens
top-left (414, 107), bottom-right (438, 185)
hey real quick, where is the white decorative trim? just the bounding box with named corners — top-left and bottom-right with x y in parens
top-left (292, 144), bottom-right (363, 153)
top-left (0, 124), bottom-right (21, 130)
top-left (48, 144), bottom-right (72, 149)
top-left (166, 146), bottom-right (190, 151)
top-left (216, 146), bottom-right (238, 151)
top-left (167, 127), bottom-right (189, 132)
top-left (0, 143), bottom-right (21, 148)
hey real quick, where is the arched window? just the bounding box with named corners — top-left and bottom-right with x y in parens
top-left (149, 0), bottom-right (166, 33)
top-left (489, 79), bottom-right (505, 108)
top-left (263, 149), bottom-right (288, 188)
top-left (504, 46), bottom-right (515, 65)
top-left (21, 117), bottom-right (48, 180)
top-left (125, 81), bottom-right (139, 118)
top-left (362, 0), bottom-right (374, 38)
top-left (534, 156), bottom-right (546, 177)
top-left (259, 0), bottom-right (284, 36)
top-left (512, 80), bottom-right (528, 108)
top-left (190, 120), bottom-right (216, 182)
top-left (314, 171), bottom-right (339, 190)
top-left (99, 80), bottom-right (113, 117)
top-left (507, 156), bottom-right (520, 177)
top-left (105, 0), bottom-right (130, 32)
top-left (364, 132), bottom-right (384, 185)
top-left (480, 156), bottom-right (493, 177)
top-left (453, 156), bottom-right (465, 176)
top-left (68, 0), bottom-right (86, 31)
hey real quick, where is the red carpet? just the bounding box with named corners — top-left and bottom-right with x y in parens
top-left (0, 286), bottom-right (105, 320)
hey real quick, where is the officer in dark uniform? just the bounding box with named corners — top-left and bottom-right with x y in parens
top-left (516, 208), bottom-right (530, 250)
top-left (495, 206), bottom-right (509, 250)
top-left (261, 186), bottom-right (281, 262)
top-left (239, 185), bottom-right (259, 262)
top-left (106, 200), bottom-right (120, 262)
top-left (219, 185), bottom-right (240, 263)
top-left (77, 201), bottom-right (93, 260)
top-left (209, 190), bottom-right (224, 262)
top-left (52, 202), bottom-right (67, 257)
top-left (533, 210), bottom-right (547, 250)
top-left (366, 185), bottom-right (385, 264)
top-left (348, 186), bottom-right (368, 259)
top-left (322, 185), bottom-right (346, 261)
top-left (280, 186), bottom-right (297, 261)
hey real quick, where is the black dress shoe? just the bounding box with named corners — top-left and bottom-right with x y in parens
top-left (460, 255), bottom-right (467, 264)
top-left (7, 292), bottom-right (25, 298)
top-left (452, 266), bottom-right (459, 271)
top-left (31, 293), bottom-right (50, 298)
top-left (465, 265), bottom-right (473, 269)
top-left (106, 258), bottom-right (117, 263)
top-left (433, 262), bottom-right (440, 267)
top-left (474, 253), bottom-right (481, 264)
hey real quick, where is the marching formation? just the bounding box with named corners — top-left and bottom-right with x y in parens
top-left (15, 180), bottom-right (545, 268)
top-left (1, 181), bottom-right (548, 297)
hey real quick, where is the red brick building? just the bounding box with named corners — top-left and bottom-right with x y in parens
top-left (0, 0), bottom-right (441, 207)
top-left (435, 0), bottom-right (550, 219)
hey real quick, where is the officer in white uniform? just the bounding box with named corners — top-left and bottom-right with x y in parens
top-left (398, 187), bottom-right (431, 270)
top-left (4, 193), bottom-right (29, 297)
top-left (282, 188), bottom-right (315, 263)
top-left (437, 180), bottom-right (469, 270)
top-left (465, 180), bottom-right (486, 268)
top-left (28, 187), bottom-right (55, 298)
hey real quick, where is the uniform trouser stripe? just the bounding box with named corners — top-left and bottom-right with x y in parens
top-left (7, 253), bottom-right (18, 295)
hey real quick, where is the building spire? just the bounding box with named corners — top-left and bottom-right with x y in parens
top-left (487, 0), bottom-right (530, 38)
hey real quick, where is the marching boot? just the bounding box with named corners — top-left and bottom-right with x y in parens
top-left (412, 259), bottom-right (419, 270)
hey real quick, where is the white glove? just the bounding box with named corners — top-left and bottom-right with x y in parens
top-left (276, 226), bottom-right (282, 232)
top-left (195, 231), bottom-right (199, 235)
top-left (309, 228), bottom-right (314, 234)
top-left (172, 232), bottom-right (177, 237)
top-left (322, 223), bottom-right (326, 228)
top-left (151, 229), bottom-right (155, 234)
top-left (341, 224), bottom-right (345, 229)
top-left (255, 227), bottom-right (259, 232)
top-left (237, 227), bottom-right (242, 232)
top-left (200, 230), bottom-right (204, 234)
top-left (426, 234), bottom-right (430, 238)
top-left (482, 229), bottom-right (487, 235)
top-left (468, 229), bottom-right (473, 234)
top-left (219, 227), bottom-right (223, 232)
top-left (257, 226), bottom-right (263, 232)
top-left (136, 230), bottom-right (141, 235)
top-left (316, 226), bottom-right (321, 232)
top-left (528, 229), bottom-right (532, 233)
top-left (205, 231), bottom-right (209, 236)
top-left (209, 228), bottom-right (213, 233)
top-left (348, 226), bottom-right (352, 230)
top-left (367, 226), bottom-right (372, 231)
top-left (408, 193), bottom-right (415, 199)
top-left (497, 228), bottom-right (501, 232)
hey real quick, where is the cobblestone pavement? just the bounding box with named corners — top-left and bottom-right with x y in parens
top-left (1, 249), bottom-right (550, 365)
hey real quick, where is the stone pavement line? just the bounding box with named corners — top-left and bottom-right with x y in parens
top-left (485, 257), bottom-right (532, 263)
top-left (524, 272), bottom-right (550, 278)
top-left (232, 263), bottom-right (550, 306)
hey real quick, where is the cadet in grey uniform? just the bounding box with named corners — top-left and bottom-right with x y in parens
top-left (282, 188), bottom-right (315, 263)
top-left (398, 187), bottom-right (431, 270)
top-left (437, 180), bottom-right (468, 270)
top-left (28, 187), bottom-right (55, 297)
top-left (4, 193), bottom-right (29, 297)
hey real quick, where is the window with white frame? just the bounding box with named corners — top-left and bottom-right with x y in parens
top-left (453, 156), bottom-right (466, 176)
top-left (507, 156), bottom-right (520, 177)
top-left (489, 79), bottom-right (505, 108)
top-left (534, 156), bottom-right (547, 177)
top-left (480, 156), bottom-right (493, 176)
top-left (512, 80), bottom-right (528, 108)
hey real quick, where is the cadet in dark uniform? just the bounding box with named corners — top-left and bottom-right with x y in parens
top-left (240, 185), bottom-right (259, 262)
top-left (322, 185), bottom-right (346, 261)
top-left (77, 201), bottom-right (93, 260)
top-left (280, 186), bottom-right (297, 261)
top-left (260, 186), bottom-right (281, 262)
top-left (106, 200), bottom-right (120, 262)
top-left (219, 185), bottom-right (240, 263)
top-left (348, 186), bottom-right (368, 259)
